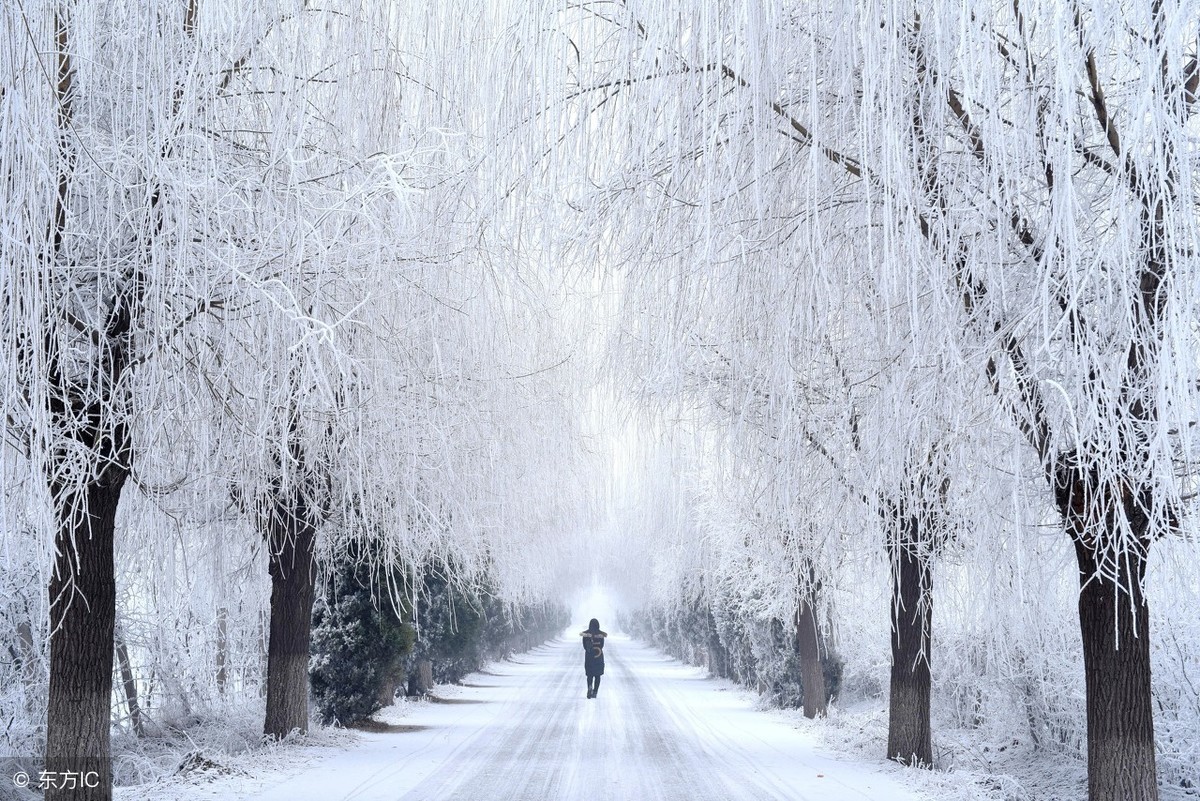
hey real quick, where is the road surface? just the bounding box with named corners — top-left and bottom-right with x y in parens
top-left (242, 634), bottom-right (925, 801)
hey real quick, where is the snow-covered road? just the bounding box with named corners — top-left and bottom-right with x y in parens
top-left (239, 635), bottom-right (925, 801)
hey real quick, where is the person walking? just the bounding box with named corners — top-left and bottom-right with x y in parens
top-left (581, 619), bottom-right (607, 698)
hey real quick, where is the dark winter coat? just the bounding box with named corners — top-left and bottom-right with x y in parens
top-left (581, 630), bottom-right (607, 677)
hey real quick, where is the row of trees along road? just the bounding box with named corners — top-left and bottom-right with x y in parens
top-left (1, 3), bottom-right (589, 801)
top-left (531, 2), bottom-right (1200, 801)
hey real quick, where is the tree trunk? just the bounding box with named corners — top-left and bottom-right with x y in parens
top-left (1074, 539), bottom-right (1157, 801)
top-left (263, 515), bottom-right (317, 739)
top-left (707, 635), bottom-right (728, 679)
top-left (795, 590), bottom-right (827, 719)
top-left (45, 479), bottom-right (126, 801)
top-left (376, 671), bottom-right (400, 709)
top-left (407, 659), bottom-right (434, 696)
top-left (114, 628), bottom-right (143, 737)
top-left (215, 606), bottom-right (228, 697)
top-left (704, 606), bottom-right (728, 679)
top-left (887, 527), bottom-right (932, 767)
top-left (258, 614), bottom-right (269, 698)
top-left (1052, 459), bottom-right (1160, 801)
top-left (15, 620), bottom-right (38, 716)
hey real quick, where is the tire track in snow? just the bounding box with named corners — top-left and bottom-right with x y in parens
top-left (399, 644), bottom-right (578, 800)
top-left (400, 637), bottom-right (803, 801)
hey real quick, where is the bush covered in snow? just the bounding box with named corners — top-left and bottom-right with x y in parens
top-left (310, 547), bottom-right (415, 726)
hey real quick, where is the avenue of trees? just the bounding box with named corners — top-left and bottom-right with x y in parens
top-left (558, 3), bottom-right (1200, 801)
top-left (1, 2), bottom-right (584, 799)
top-left (1, 2), bottom-right (1198, 801)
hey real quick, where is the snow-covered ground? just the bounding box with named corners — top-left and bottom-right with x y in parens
top-left (123, 634), bottom-right (942, 801)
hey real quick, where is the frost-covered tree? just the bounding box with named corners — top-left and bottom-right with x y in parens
top-left (860, 7), bottom-right (1200, 797)
top-left (1, 4), bottom-right (208, 795)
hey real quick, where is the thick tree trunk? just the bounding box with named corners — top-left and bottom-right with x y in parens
top-left (1073, 540), bottom-right (1157, 801)
top-left (1053, 459), bottom-right (1160, 801)
top-left (376, 668), bottom-right (402, 708)
top-left (795, 591), bottom-right (827, 719)
top-left (263, 516), bottom-right (317, 739)
top-left (887, 530), bottom-right (932, 767)
top-left (45, 479), bottom-right (126, 801)
top-left (407, 659), bottom-right (434, 696)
